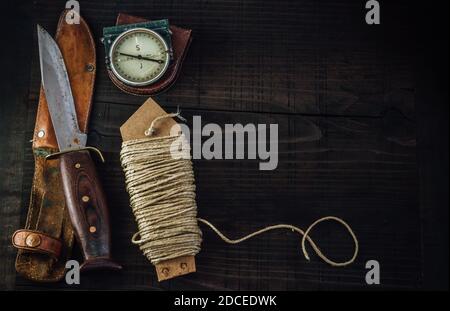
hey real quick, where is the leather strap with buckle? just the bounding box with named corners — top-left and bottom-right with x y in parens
top-left (12, 229), bottom-right (62, 259)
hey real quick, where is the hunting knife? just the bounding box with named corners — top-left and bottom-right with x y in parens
top-left (37, 25), bottom-right (121, 271)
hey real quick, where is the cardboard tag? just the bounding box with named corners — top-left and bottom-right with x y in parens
top-left (120, 97), bottom-right (196, 282)
top-left (120, 97), bottom-right (180, 141)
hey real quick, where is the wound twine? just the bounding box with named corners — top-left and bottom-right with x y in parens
top-left (120, 113), bottom-right (359, 267)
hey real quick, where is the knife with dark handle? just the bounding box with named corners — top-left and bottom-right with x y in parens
top-left (37, 24), bottom-right (121, 271)
top-left (60, 151), bottom-right (121, 271)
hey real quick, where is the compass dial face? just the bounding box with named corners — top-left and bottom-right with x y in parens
top-left (110, 28), bottom-right (170, 86)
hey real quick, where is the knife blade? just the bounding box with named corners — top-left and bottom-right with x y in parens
top-left (37, 25), bottom-right (121, 271)
top-left (37, 25), bottom-right (87, 151)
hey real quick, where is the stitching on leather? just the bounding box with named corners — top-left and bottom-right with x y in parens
top-left (24, 155), bottom-right (39, 230)
top-left (79, 14), bottom-right (96, 133)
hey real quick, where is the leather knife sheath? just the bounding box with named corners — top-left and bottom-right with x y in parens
top-left (107, 13), bottom-right (192, 96)
top-left (12, 10), bottom-right (96, 282)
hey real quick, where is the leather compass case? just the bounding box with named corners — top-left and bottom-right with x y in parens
top-left (12, 10), bottom-right (96, 282)
top-left (106, 13), bottom-right (192, 96)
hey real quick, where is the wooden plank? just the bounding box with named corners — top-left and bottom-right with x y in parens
top-left (15, 103), bottom-right (419, 290)
top-left (26, 0), bottom-right (416, 117)
top-left (0, 2), bottom-right (34, 290)
top-left (415, 1), bottom-right (449, 289)
top-left (3, 0), bottom-right (431, 290)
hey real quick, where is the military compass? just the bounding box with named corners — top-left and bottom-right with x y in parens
top-left (109, 28), bottom-right (170, 86)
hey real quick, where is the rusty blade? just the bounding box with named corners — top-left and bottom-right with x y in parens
top-left (37, 24), bottom-right (87, 151)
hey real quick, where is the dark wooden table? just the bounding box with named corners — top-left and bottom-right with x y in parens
top-left (0, 0), bottom-right (447, 290)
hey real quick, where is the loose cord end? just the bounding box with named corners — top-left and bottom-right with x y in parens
top-left (198, 216), bottom-right (358, 267)
top-left (145, 108), bottom-right (187, 136)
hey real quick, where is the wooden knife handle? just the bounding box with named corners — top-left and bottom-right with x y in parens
top-left (60, 150), bottom-right (121, 272)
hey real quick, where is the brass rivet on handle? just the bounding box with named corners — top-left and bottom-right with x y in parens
top-left (37, 130), bottom-right (45, 138)
top-left (75, 163), bottom-right (81, 169)
top-left (89, 226), bottom-right (97, 233)
top-left (25, 233), bottom-right (41, 248)
top-left (82, 195), bottom-right (90, 203)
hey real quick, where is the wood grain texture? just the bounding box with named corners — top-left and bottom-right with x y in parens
top-left (0, 1), bottom-right (34, 290)
top-left (1, 0), bottom-right (445, 290)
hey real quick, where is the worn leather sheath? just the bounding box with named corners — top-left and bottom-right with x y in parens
top-left (107, 13), bottom-right (192, 96)
top-left (13, 10), bottom-right (96, 282)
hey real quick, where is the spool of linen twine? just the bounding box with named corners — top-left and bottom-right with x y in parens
top-left (120, 113), bottom-right (359, 268)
